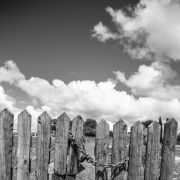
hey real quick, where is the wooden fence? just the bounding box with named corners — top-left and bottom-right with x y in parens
top-left (0, 108), bottom-right (178, 180)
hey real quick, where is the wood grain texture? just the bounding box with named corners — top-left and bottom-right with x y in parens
top-left (0, 109), bottom-right (14, 180)
top-left (95, 120), bottom-right (109, 180)
top-left (53, 113), bottom-right (70, 180)
top-left (17, 110), bottom-right (31, 180)
top-left (36, 111), bottom-right (51, 180)
top-left (145, 121), bottom-right (160, 180)
top-left (111, 120), bottom-right (127, 180)
top-left (67, 115), bottom-right (84, 177)
top-left (160, 118), bottom-right (178, 180)
top-left (128, 121), bottom-right (144, 180)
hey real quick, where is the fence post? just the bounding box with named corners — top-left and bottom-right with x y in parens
top-left (66, 115), bottom-right (84, 180)
top-left (0, 109), bottom-right (14, 180)
top-left (17, 110), bottom-right (31, 180)
top-left (160, 118), bottom-right (178, 180)
top-left (95, 120), bottom-right (109, 180)
top-left (144, 121), bottom-right (160, 180)
top-left (111, 120), bottom-right (127, 180)
top-left (128, 121), bottom-right (144, 180)
top-left (36, 111), bottom-right (51, 180)
top-left (52, 113), bottom-right (70, 180)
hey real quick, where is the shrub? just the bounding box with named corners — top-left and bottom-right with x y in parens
top-left (83, 126), bottom-right (96, 136)
top-left (83, 119), bottom-right (97, 136)
top-left (142, 120), bottom-right (153, 128)
top-left (51, 119), bottom-right (56, 131)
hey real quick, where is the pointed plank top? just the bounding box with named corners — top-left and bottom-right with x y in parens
top-left (72, 115), bottom-right (84, 125)
top-left (39, 111), bottom-right (51, 120)
top-left (114, 119), bottom-right (126, 126)
top-left (98, 119), bottom-right (108, 126)
top-left (96, 120), bottom-right (109, 138)
top-left (58, 112), bottom-right (70, 120)
top-left (74, 115), bottom-right (83, 120)
top-left (133, 121), bottom-right (143, 127)
top-left (18, 109), bottom-right (31, 118)
top-left (0, 108), bottom-right (13, 117)
top-left (166, 118), bottom-right (178, 125)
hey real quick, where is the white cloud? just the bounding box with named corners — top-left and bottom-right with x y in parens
top-left (0, 85), bottom-right (19, 112)
top-left (0, 60), bottom-right (25, 83)
top-left (93, 0), bottom-right (180, 61)
top-left (17, 76), bottom-right (180, 127)
top-left (92, 22), bottom-right (119, 42)
top-left (115, 62), bottom-right (180, 100)
top-left (0, 84), bottom-right (20, 130)
top-left (0, 60), bottom-right (180, 130)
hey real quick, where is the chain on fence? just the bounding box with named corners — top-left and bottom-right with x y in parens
top-left (13, 130), bottom-right (129, 177)
top-left (68, 130), bottom-right (129, 169)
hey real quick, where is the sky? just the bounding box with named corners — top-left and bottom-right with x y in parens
top-left (0, 0), bottom-right (180, 130)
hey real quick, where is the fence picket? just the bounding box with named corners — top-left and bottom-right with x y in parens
top-left (128, 121), bottom-right (144, 180)
top-left (17, 110), bottom-right (31, 180)
top-left (144, 121), bottom-right (160, 180)
top-left (36, 111), bottom-right (51, 180)
top-left (53, 112), bottom-right (70, 180)
top-left (0, 107), bottom-right (179, 180)
top-left (111, 120), bottom-right (127, 180)
top-left (160, 118), bottom-right (178, 180)
top-left (66, 115), bottom-right (84, 180)
top-left (0, 109), bottom-right (14, 180)
top-left (95, 120), bottom-right (109, 180)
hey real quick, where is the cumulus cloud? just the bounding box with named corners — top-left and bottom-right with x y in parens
top-left (15, 77), bottom-right (180, 126)
top-left (115, 62), bottom-right (180, 100)
top-left (92, 22), bottom-right (119, 42)
top-left (92, 0), bottom-right (180, 61)
top-left (0, 85), bottom-right (19, 113)
top-left (0, 60), bottom-right (179, 130)
top-left (0, 84), bottom-right (20, 130)
top-left (0, 60), bottom-right (25, 83)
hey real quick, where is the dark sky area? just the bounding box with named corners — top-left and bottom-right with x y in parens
top-left (0, 0), bottom-right (180, 129)
top-left (0, 0), bottom-right (143, 84)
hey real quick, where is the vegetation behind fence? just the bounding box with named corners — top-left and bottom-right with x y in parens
top-left (0, 108), bottom-right (178, 180)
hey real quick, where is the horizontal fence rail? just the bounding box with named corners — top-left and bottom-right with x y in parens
top-left (0, 108), bottom-right (178, 180)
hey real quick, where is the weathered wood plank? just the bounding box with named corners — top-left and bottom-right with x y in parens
top-left (36, 111), bottom-right (51, 180)
top-left (0, 109), bottom-right (14, 180)
top-left (127, 121), bottom-right (144, 180)
top-left (160, 118), bottom-right (178, 180)
top-left (66, 115), bottom-right (84, 179)
top-left (111, 120), bottom-right (127, 180)
top-left (144, 121), bottom-right (160, 180)
top-left (53, 113), bottom-right (70, 180)
top-left (17, 110), bottom-right (31, 180)
top-left (95, 120), bottom-right (109, 180)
